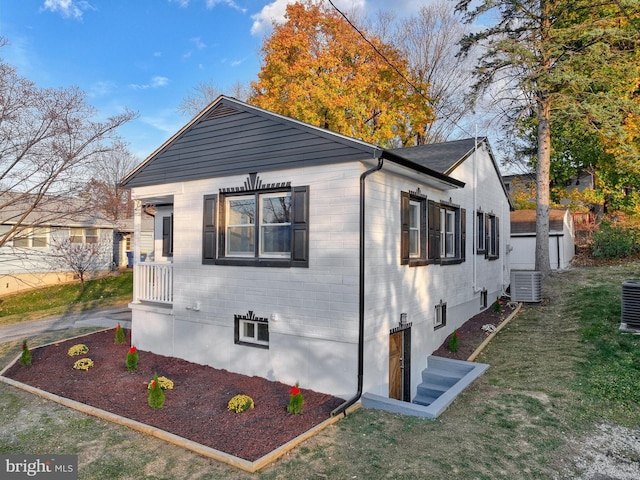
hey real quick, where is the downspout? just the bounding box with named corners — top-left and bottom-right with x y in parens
top-left (331, 155), bottom-right (384, 417)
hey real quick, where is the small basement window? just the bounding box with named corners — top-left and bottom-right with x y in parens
top-left (234, 311), bottom-right (269, 348)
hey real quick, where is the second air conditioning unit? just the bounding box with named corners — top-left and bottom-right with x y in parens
top-left (510, 270), bottom-right (542, 303)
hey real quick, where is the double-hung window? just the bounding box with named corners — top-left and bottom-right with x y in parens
top-left (440, 208), bottom-right (456, 258)
top-left (203, 186), bottom-right (309, 268)
top-left (226, 196), bottom-right (257, 256)
top-left (486, 214), bottom-right (499, 259)
top-left (476, 211), bottom-right (486, 254)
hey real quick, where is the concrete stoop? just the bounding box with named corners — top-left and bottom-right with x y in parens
top-left (361, 356), bottom-right (489, 419)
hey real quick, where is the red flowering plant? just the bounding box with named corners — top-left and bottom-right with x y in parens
top-left (126, 346), bottom-right (139, 372)
top-left (449, 329), bottom-right (460, 353)
top-left (114, 323), bottom-right (126, 344)
top-left (19, 339), bottom-right (32, 367)
top-left (287, 382), bottom-right (304, 414)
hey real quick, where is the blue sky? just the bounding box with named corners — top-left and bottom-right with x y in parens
top-left (0, 0), bottom-right (433, 163)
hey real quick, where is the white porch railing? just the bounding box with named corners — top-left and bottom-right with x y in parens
top-left (134, 262), bottom-right (173, 304)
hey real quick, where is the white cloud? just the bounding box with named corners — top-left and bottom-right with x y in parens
top-left (41, 0), bottom-right (93, 19)
top-left (206, 0), bottom-right (247, 13)
top-left (151, 76), bottom-right (169, 87)
top-left (88, 80), bottom-right (116, 98)
top-left (190, 37), bottom-right (207, 49)
top-left (129, 76), bottom-right (169, 90)
top-left (250, 0), bottom-right (365, 36)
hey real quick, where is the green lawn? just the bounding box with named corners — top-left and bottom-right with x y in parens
top-left (0, 271), bottom-right (132, 325)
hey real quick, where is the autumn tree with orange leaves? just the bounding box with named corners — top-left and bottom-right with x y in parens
top-left (250, 0), bottom-right (434, 148)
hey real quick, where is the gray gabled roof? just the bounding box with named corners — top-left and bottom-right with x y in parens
top-left (388, 137), bottom-right (484, 175)
top-left (0, 192), bottom-right (114, 229)
top-left (121, 96), bottom-right (464, 190)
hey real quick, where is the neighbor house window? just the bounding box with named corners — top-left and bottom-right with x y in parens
top-left (70, 228), bottom-right (97, 244)
top-left (427, 200), bottom-right (466, 265)
top-left (12, 227), bottom-right (49, 248)
top-left (486, 214), bottom-right (499, 259)
top-left (476, 211), bottom-right (486, 254)
top-left (85, 228), bottom-right (98, 244)
top-left (401, 191), bottom-right (427, 266)
top-left (434, 300), bottom-right (447, 329)
top-left (203, 186), bottom-right (309, 268)
top-left (234, 312), bottom-right (269, 348)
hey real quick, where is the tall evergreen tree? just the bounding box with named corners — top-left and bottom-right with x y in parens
top-left (455, 0), bottom-right (639, 277)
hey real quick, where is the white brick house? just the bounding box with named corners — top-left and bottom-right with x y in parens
top-left (121, 96), bottom-right (512, 410)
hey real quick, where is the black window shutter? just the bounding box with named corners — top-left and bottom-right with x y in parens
top-left (484, 213), bottom-right (490, 258)
top-left (400, 191), bottom-right (410, 265)
top-left (203, 195), bottom-right (217, 262)
top-left (495, 216), bottom-right (500, 258)
top-left (291, 186), bottom-right (309, 267)
top-left (162, 216), bottom-right (173, 257)
top-left (428, 200), bottom-right (440, 261)
top-left (460, 208), bottom-right (466, 261)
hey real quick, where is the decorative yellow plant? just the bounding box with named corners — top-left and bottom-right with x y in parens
top-left (147, 376), bottom-right (174, 390)
top-left (227, 394), bottom-right (254, 413)
top-left (68, 344), bottom-right (89, 356)
top-left (73, 358), bottom-right (94, 370)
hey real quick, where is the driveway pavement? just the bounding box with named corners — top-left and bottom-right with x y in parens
top-left (0, 305), bottom-right (132, 344)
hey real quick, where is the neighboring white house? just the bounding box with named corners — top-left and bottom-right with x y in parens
top-left (121, 96), bottom-right (512, 407)
top-left (0, 195), bottom-right (115, 295)
top-left (510, 208), bottom-right (575, 270)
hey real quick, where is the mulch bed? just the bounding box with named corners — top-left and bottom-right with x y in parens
top-left (2, 301), bottom-right (516, 461)
top-left (433, 299), bottom-right (517, 360)
top-left (2, 329), bottom-right (343, 462)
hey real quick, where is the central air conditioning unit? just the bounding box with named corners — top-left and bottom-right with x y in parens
top-left (621, 280), bottom-right (640, 329)
top-left (510, 270), bottom-right (542, 303)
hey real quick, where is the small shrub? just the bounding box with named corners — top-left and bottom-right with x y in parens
top-left (493, 297), bottom-right (502, 313)
top-left (114, 323), bottom-right (125, 344)
top-left (228, 394), bottom-right (254, 413)
top-left (68, 344), bottom-right (89, 356)
top-left (19, 340), bottom-right (32, 367)
top-left (591, 221), bottom-right (640, 258)
top-left (148, 373), bottom-right (165, 409)
top-left (449, 330), bottom-right (459, 353)
top-left (126, 346), bottom-right (139, 372)
top-left (73, 358), bottom-right (94, 370)
top-left (287, 383), bottom-right (304, 414)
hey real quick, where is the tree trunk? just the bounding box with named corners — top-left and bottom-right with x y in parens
top-left (535, 96), bottom-right (552, 278)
